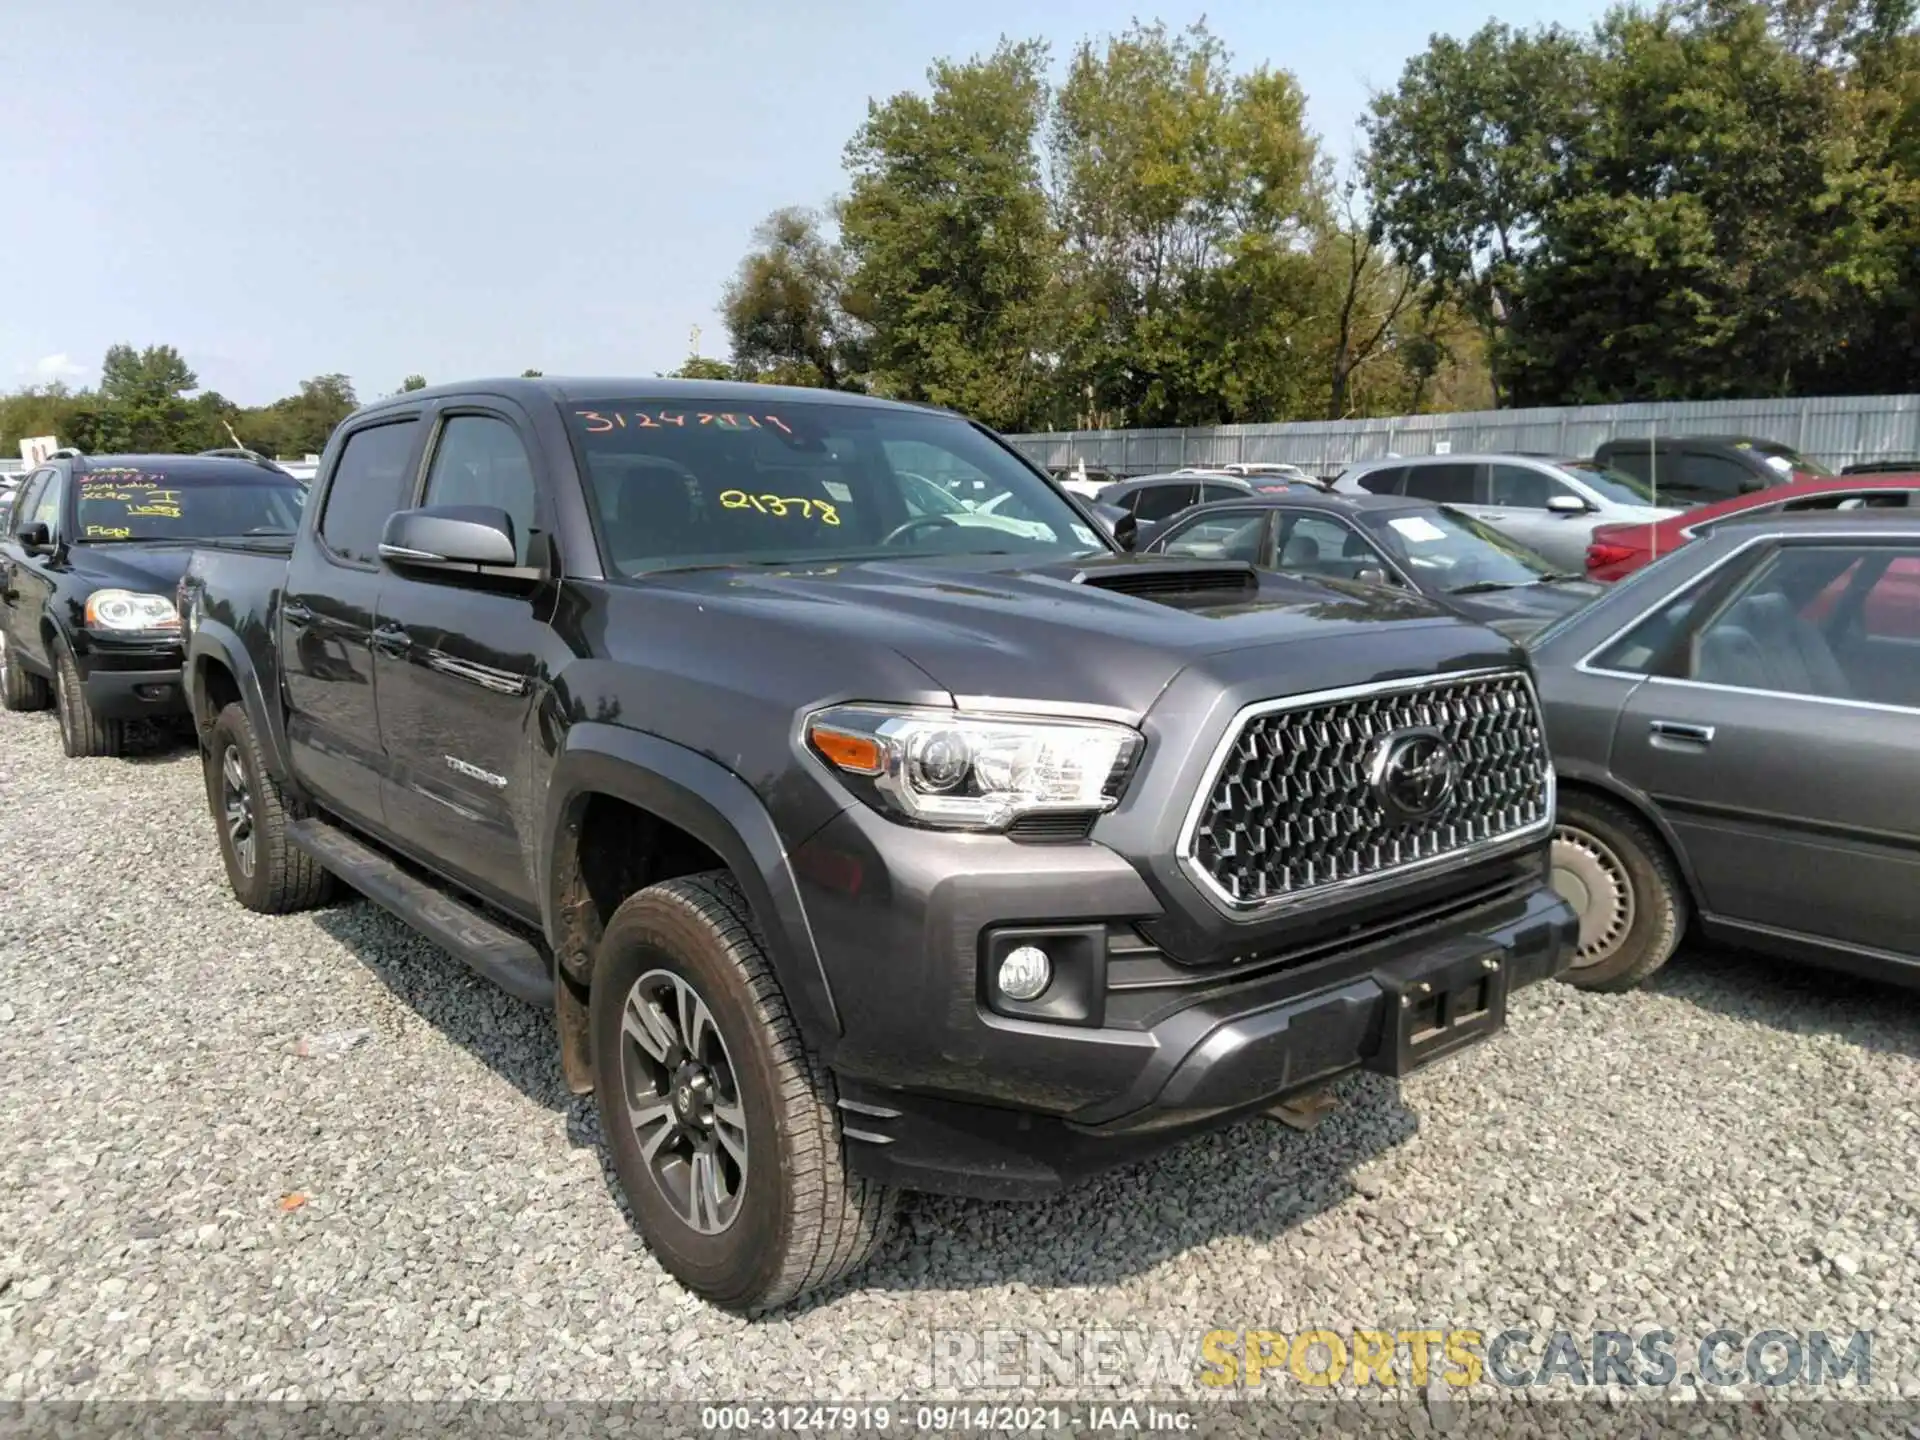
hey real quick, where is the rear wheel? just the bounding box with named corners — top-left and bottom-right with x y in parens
top-left (0, 636), bottom-right (51, 712)
top-left (51, 639), bottom-right (124, 757)
top-left (205, 702), bottom-right (334, 913)
top-left (1551, 792), bottom-right (1688, 991)
top-left (591, 872), bottom-right (896, 1313)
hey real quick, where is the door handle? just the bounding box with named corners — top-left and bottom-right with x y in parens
top-left (281, 599), bottom-right (313, 629)
top-left (1649, 719), bottom-right (1714, 746)
top-left (370, 623), bottom-right (411, 657)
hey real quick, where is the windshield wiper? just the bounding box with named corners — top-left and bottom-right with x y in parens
top-left (1531, 571), bottom-right (1587, 584)
top-left (1449, 579), bottom-right (1531, 595)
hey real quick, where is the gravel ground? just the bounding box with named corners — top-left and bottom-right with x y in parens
top-left (1, 702), bottom-right (1917, 1426)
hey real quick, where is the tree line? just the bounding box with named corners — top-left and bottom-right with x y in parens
top-left (0, 354), bottom-right (548, 463)
top-left (705, 0), bottom-right (1920, 431)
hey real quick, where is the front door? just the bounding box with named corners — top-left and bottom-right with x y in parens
top-left (1481, 462), bottom-right (1587, 570)
top-left (282, 415), bottom-right (425, 832)
top-left (374, 408), bottom-right (552, 916)
top-left (1609, 534), bottom-right (1920, 961)
top-left (1, 472), bottom-right (57, 675)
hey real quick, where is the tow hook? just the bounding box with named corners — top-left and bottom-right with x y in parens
top-left (1263, 1086), bottom-right (1339, 1132)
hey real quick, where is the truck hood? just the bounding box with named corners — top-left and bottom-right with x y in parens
top-left (68, 541), bottom-right (200, 596)
top-left (630, 553), bottom-right (1488, 717)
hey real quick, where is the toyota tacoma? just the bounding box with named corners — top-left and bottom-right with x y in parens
top-left (178, 377), bottom-right (1576, 1312)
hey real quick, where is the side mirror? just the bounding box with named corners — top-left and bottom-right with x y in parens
top-left (379, 505), bottom-right (521, 570)
top-left (1547, 494), bottom-right (1591, 515)
top-left (1355, 566), bottom-right (1390, 586)
top-left (16, 521), bottom-right (51, 553)
top-left (1091, 503), bottom-right (1138, 551)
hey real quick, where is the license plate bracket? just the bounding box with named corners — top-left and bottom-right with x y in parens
top-left (1365, 945), bottom-right (1510, 1077)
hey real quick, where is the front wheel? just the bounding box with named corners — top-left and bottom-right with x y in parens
top-left (51, 639), bottom-right (123, 757)
top-left (590, 872), bottom-right (896, 1312)
top-left (1550, 792), bottom-right (1688, 991)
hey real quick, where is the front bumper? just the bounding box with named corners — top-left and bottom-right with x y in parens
top-left (792, 805), bottom-right (1576, 1200)
top-left (78, 642), bottom-right (186, 719)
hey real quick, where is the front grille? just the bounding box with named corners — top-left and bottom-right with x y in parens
top-left (1184, 671), bottom-right (1551, 909)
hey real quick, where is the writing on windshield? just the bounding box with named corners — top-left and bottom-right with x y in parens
top-left (74, 470), bottom-right (305, 543)
top-left (576, 410), bottom-right (793, 435)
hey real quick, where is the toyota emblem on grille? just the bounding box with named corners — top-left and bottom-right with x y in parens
top-left (1370, 727), bottom-right (1458, 821)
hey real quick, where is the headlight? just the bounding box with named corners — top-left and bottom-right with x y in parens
top-left (84, 589), bottom-right (180, 633)
top-left (805, 705), bottom-right (1142, 831)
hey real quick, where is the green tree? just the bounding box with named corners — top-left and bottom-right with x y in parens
top-left (95, 342), bottom-right (204, 450)
top-left (722, 207), bottom-right (864, 390)
top-left (839, 39), bottom-right (1056, 428)
top-left (1364, 22), bottom-right (1592, 403)
top-left (670, 355), bottom-right (738, 381)
top-left (521, 368), bottom-right (544, 377)
top-left (1047, 21), bottom-right (1327, 425)
top-left (400, 374), bottom-right (427, 392)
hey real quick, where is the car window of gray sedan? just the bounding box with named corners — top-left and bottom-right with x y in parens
top-left (1591, 590), bottom-right (1703, 674)
top-left (1158, 512), bottom-right (1265, 562)
top-left (1687, 545), bottom-right (1911, 700)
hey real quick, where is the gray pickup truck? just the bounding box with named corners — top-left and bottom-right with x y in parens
top-left (178, 377), bottom-right (1576, 1311)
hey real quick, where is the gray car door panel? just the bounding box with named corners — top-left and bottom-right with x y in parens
top-left (1610, 678), bottom-right (1918, 958)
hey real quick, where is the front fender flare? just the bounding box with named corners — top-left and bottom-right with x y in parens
top-left (541, 724), bottom-right (841, 1051)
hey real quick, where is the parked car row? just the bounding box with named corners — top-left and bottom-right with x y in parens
top-left (3, 386), bottom-right (1914, 1322)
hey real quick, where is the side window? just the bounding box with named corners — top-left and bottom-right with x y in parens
top-left (1590, 587), bottom-right (1703, 675)
top-left (1603, 448), bottom-right (1654, 485)
top-left (422, 415), bottom-right (539, 563)
top-left (319, 420), bottom-right (421, 565)
top-left (1690, 545), bottom-right (1892, 698)
top-left (1672, 452), bottom-right (1757, 503)
top-left (1160, 512), bottom-right (1265, 562)
top-left (1862, 556), bottom-right (1920, 639)
top-left (9, 474), bottom-right (48, 535)
top-left (1486, 464), bottom-right (1566, 509)
top-left (1401, 463), bottom-right (1480, 504)
top-left (25, 472), bottom-right (61, 533)
top-left (1132, 483), bottom-right (1199, 522)
top-left (1354, 466), bottom-right (1405, 495)
top-left (1275, 515), bottom-right (1374, 579)
top-left (1198, 482), bottom-right (1243, 503)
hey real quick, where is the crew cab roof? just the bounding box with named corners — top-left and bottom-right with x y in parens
top-left (352, 376), bottom-right (957, 421)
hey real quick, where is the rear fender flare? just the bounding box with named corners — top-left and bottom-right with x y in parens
top-left (185, 622), bottom-right (295, 784)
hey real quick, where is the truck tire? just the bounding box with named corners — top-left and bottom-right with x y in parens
top-left (1551, 791), bottom-right (1688, 992)
top-left (590, 872), bottom-right (896, 1313)
top-left (0, 637), bottom-right (51, 712)
top-left (206, 701), bottom-right (334, 913)
top-left (51, 638), bottom-right (124, 757)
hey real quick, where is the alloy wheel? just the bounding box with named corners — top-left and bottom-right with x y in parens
top-left (220, 744), bottom-right (257, 877)
top-left (619, 968), bottom-right (749, 1235)
top-left (1551, 824), bottom-right (1636, 967)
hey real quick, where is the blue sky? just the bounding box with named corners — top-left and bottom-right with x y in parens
top-left (6, 0), bottom-right (1608, 406)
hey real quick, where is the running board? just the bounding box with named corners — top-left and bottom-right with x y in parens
top-left (288, 818), bottom-right (553, 1007)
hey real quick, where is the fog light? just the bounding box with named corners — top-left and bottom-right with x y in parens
top-left (997, 945), bottom-right (1052, 1001)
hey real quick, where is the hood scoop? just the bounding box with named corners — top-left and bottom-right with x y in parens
top-left (1069, 559), bottom-right (1260, 601)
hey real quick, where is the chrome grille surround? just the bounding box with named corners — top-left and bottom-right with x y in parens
top-left (1177, 669), bottom-right (1554, 915)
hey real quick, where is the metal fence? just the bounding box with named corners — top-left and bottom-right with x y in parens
top-left (1007, 394), bottom-right (1920, 477)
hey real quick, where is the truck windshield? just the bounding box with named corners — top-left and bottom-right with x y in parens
top-left (568, 399), bottom-right (1108, 575)
top-left (74, 467), bottom-right (307, 543)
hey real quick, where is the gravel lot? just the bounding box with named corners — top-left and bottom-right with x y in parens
top-left (1, 702), bottom-right (1916, 1422)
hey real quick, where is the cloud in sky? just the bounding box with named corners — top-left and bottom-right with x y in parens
top-left (32, 353), bottom-right (86, 380)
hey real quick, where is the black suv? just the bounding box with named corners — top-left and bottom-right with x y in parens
top-left (1592, 435), bottom-right (1830, 505)
top-left (1, 449), bottom-right (306, 754)
top-left (179, 378), bottom-right (1576, 1311)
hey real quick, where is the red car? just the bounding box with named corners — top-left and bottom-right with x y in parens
top-left (1585, 474), bottom-right (1920, 582)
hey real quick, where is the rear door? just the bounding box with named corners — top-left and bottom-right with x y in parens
top-left (1608, 535), bottom-right (1920, 961)
top-left (373, 404), bottom-right (552, 914)
top-left (1668, 449), bottom-right (1761, 507)
top-left (1, 471), bottom-right (51, 670)
top-left (283, 415), bottom-right (425, 832)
